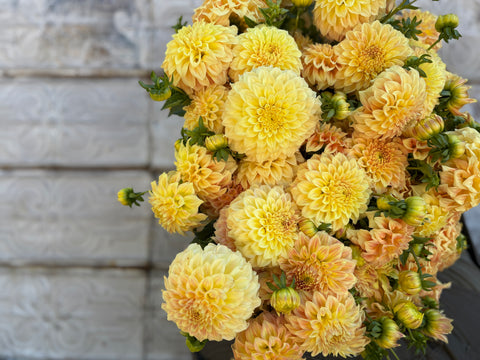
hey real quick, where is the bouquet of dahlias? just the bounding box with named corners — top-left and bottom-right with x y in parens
top-left (118, 0), bottom-right (480, 358)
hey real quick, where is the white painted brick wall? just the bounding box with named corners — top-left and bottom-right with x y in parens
top-left (0, 1), bottom-right (478, 359)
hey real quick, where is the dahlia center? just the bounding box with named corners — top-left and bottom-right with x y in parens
top-left (257, 103), bottom-right (285, 133)
top-left (260, 210), bottom-right (296, 239)
top-left (361, 45), bottom-right (385, 76)
top-left (257, 44), bottom-right (281, 65)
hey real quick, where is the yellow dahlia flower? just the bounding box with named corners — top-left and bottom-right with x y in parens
top-left (306, 122), bottom-right (352, 155)
top-left (291, 153), bottom-right (371, 231)
top-left (352, 66), bottom-right (426, 139)
top-left (279, 232), bottom-right (357, 295)
top-left (235, 154), bottom-right (298, 189)
top-left (398, 10), bottom-right (441, 51)
top-left (162, 243), bottom-right (261, 341)
top-left (233, 312), bottom-right (304, 360)
top-left (430, 215), bottom-right (463, 272)
top-left (349, 136), bottom-right (408, 193)
top-left (413, 189), bottom-right (450, 237)
top-left (213, 207), bottom-right (236, 251)
top-left (193, 0), bottom-right (267, 27)
top-left (183, 85), bottom-right (228, 133)
top-left (313, 0), bottom-right (387, 42)
top-left (227, 185), bottom-right (299, 268)
top-left (149, 172), bottom-right (207, 234)
top-left (301, 43), bottom-right (340, 90)
top-left (162, 21), bottom-right (237, 93)
top-left (286, 291), bottom-right (368, 357)
top-left (293, 31), bottom-right (313, 52)
top-left (175, 140), bottom-right (237, 202)
top-left (229, 25), bottom-right (302, 82)
top-left (335, 21), bottom-right (412, 93)
top-left (411, 45), bottom-right (447, 117)
top-left (223, 66), bottom-right (321, 162)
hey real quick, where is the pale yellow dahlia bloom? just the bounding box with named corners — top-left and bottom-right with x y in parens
top-left (236, 154), bottom-right (298, 189)
top-left (411, 45), bottom-right (447, 117)
top-left (286, 291), bottom-right (368, 357)
top-left (313, 0), bottom-right (387, 42)
top-left (227, 185), bottom-right (299, 268)
top-left (430, 216), bottom-right (462, 272)
top-left (438, 154), bottom-right (480, 213)
top-left (149, 172), bottom-right (207, 234)
top-left (279, 232), bottom-right (357, 295)
top-left (223, 66), bottom-right (321, 162)
top-left (305, 122), bottom-right (352, 155)
top-left (175, 140), bottom-right (237, 202)
top-left (183, 85), bottom-right (228, 133)
top-left (301, 43), bottom-right (340, 90)
top-left (352, 66), bottom-right (426, 139)
top-left (193, 0), bottom-right (267, 27)
top-left (162, 243), bottom-right (261, 341)
top-left (233, 312), bottom-right (305, 360)
top-left (354, 261), bottom-right (393, 302)
top-left (162, 21), bottom-right (237, 93)
top-left (229, 25), bottom-right (302, 82)
top-left (413, 188), bottom-right (450, 237)
top-left (290, 153), bottom-right (371, 231)
top-left (350, 215), bottom-right (414, 267)
top-left (335, 21), bottom-right (412, 93)
top-left (349, 136), bottom-right (408, 193)
top-left (398, 10), bottom-right (441, 51)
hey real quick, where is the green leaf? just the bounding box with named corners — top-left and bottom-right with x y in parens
top-left (243, 15), bottom-right (258, 28)
top-left (191, 220), bottom-right (216, 248)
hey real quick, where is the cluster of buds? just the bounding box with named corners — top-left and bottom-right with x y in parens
top-left (376, 195), bottom-right (427, 227)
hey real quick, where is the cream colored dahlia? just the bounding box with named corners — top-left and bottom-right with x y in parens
top-left (335, 21), bottom-right (413, 93)
top-left (428, 217), bottom-right (463, 272)
top-left (411, 44), bottom-right (447, 117)
top-left (349, 136), bottom-right (409, 193)
top-left (305, 122), bottom-right (352, 155)
top-left (279, 232), bottom-right (357, 295)
top-left (236, 154), bottom-right (298, 189)
top-left (227, 185), bottom-right (299, 268)
top-left (149, 172), bottom-right (207, 234)
top-left (301, 43), bottom-right (340, 90)
top-left (223, 66), bottom-right (321, 162)
top-left (162, 21), bottom-right (237, 93)
top-left (350, 215), bottom-right (415, 267)
top-left (233, 312), bottom-right (305, 360)
top-left (229, 25), bottom-right (302, 82)
top-left (290, 153), bottom-right (371, 231)
top-left (438, 155), bottom-right (480, 213)
top-left (163, 244), bottom-right (260, 341)
top-left (398, 10), bottom-right (441, 51)
top-left (193, 0), bottom-right (267, 27)
top-left (413, 188), bottom-right (450, 237)
top-left (352, 65), bottom-right (426, 139)
top-left (286, 291), bottom-right (369, 357)
top-left (313, 0), bottom-right (387, 42)
top-left (175, 140), bottom-right (237, 202)
top-left (183, 85), bottom-right (228, 133)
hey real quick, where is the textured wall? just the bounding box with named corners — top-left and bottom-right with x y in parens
top-left (0, 1), bottom-right (479, 359)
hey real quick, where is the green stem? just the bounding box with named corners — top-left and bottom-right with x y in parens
top-left (294, 7), bottom-right (301, 33)
top-left (390, 349), bottom-right (401, 360)
top-left (381, 0), bottom-right (417, 24)
top-left (427, 38), bottom-right (442, 51)
top-left (411, 249), bottom-right (423, 277)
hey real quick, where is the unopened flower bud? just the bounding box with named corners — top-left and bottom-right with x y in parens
top-left (174, 139), bottom-right (182, 152)
top-left (435, 14), bottom-right (459, 32)
top-left (404, 115), bottom-right (444, 140)
top-left (375, 317), bottom-right (404, 349)
top-left (331, 92), bottom-right (350, 120)
top-left (181, 332), bottom-right (207, 352)
top-left (422, 309), bottom-right (453, 342)
top-left (117, 188), bottom-right (134, 206)
top-left (444, 75), bottom-right (477, 116)
top-left (149, 87), bottom-right (172, 102)
top-left (399, 270), bottom-right (423, 296)
top-left (350, 245), bottom-right (366, 267)
top-left (446, 134), bottom-right (465, 158)
top-left (270, 287), bottom-right (301, 315)
top-left (335, 223), bottom-right (354, 240)
top-left (377, 195), bottom-right (396, 211)
top-left (403, 196), bottom-right (426, 226)
top-left (205, 134), bottom-right (228, 152)
top-left (394, 301), bottom-right (424, 329)
top-left (299, 218), bottom-right (318, 237)
top-left (291, 0), bottom-right (314, 7)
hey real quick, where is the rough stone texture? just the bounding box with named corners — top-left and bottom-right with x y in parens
top-left (0, 1), bottom-right (478, 360)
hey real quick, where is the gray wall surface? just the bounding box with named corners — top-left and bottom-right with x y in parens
top-left (0, 0), bottom-right (479, 359)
